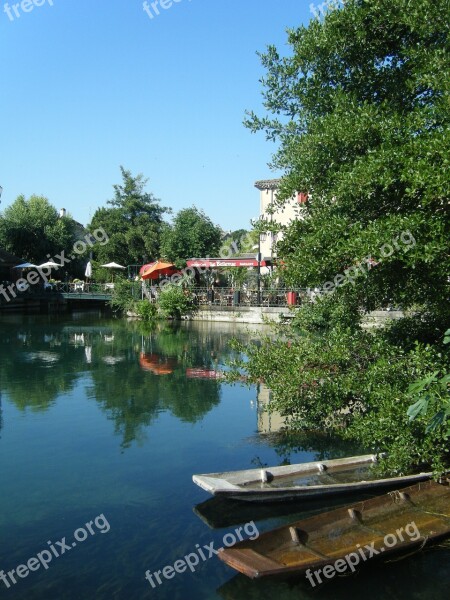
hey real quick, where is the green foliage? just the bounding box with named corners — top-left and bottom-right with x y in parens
top-left (109, 279), bottom-right (158, 321)
top-left (245, 0), bottom-right (449, 317)
top-left (109, 278), bottom-right (195, 321)
top-left (109, 278), bottom-right (136, 312)
top-left (134, 300), bottom-right (158, 322)
top-left (291, 289), bottom-right (362, 333)
top-left (233, 0), bottom-right (450, 475)
top-left (228, 229), bottom-right (249, 251)
top-left (89, 167), bottom-right (169, 267)
top-left (407, 331), bottom-right (450, 438)
top-left (160, 206), bottom-right (222, 267)
top-left (0, 195), bottom-right (76, 264)
top-left (221, 229), bottom-right (255, 254)
top-left (157, 285), bottom-right (195, 319)
top-left (224, 267), bottom-right (248, 290)
top-left (229, 317), bottom-right (449, 474)
top-left (0, 318), bottom-right (225, 449)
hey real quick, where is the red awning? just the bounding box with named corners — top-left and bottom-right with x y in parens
top-left (186, 258), bottom-right (270, 268)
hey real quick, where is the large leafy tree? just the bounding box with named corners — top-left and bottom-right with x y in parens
top-left (0, 195), bottom-right (76, 264)
top-left (245, 0), bottom-right (449, 316)
top-left (160, 206), bottom-right (222, 267)
top-left (233, 0), bottom-right (450, 473)
top-left (89, 167), bottom-right (168, 266)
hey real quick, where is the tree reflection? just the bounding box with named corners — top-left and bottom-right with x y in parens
top-left (0, 393), bottom-right (3, 438)
top-left (0, 316), bottom-right (250, 450)
top-left (0, 321), bottom-right (83, 411)
top-left (262, 430), bottom-right (364, 464)
top-left (89, 321), bottom-right (224, 447)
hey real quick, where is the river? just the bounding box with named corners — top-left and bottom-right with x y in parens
top-left (0, 313), bottom-right (447, 599)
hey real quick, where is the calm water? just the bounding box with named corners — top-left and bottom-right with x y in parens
top-left (0, 313), bottom-right (447, 600)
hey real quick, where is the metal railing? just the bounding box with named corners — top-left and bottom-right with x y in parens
top-left (47, 282), bottom-right (114, 295)
top-left (0, 281), bottom-right (113, 306)
top-left (190, 288), bottom-right (306, 308)
top-left (1, 281), bottom-right (307, 307)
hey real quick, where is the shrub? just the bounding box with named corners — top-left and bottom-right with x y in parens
top-left (109, 278), bottom-right (135, 312)
top-left (134, 300), bottom-right (158, 321)
top-left (157, 285), bottom-right (195, 319)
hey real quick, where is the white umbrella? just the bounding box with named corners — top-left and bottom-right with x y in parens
top-left (38, 261), bottom-right (61, 268)
top-left (101, 261), bottom-right (126, 282)
top-left (85, 261), bottom-right (92, 278)
top-left (13, 262), bottom-right (36, 269)
top-left (101, 262), bottom-right (126, 269)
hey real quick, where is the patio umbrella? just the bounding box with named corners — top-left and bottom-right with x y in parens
top-left (38, 261), bottom-right (61, 269)
top-left (13, 262), bottom-right (36, 269)
top-left (139, 262), bottom-right (156, 276)
top-left (101, 261), bottom-right (126, 282)
top-left (141, 261), bottom-right (179, 281)
top-left (101, 262), bottom-right (126, 269)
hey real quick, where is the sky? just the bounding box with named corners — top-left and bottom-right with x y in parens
top-left (0, 0), bottom-right (313, 231)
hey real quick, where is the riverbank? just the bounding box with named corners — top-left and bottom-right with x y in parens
top-left (183, 305), bottom-right (405, 327)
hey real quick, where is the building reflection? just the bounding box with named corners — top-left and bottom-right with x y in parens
top-left (257, 383), bottom-right (287, 433)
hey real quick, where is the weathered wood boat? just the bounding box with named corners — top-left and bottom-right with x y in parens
top-left (218, 479), bottom-right (450, 579)
top-left (192, 454), bottom-right (432, 502)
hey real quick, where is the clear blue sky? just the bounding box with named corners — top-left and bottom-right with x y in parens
top-left (0, 0), bottom-right (312, 231)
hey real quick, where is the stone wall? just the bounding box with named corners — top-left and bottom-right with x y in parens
top-left (185, 305), bottom-right (292, 324)
top-left (186, 305), bottom-right (405, 326)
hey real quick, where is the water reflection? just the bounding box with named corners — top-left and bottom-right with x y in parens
top-left (217, 547), bottom-right (450, 599)
top-left (194, 492), bottom-right (376, 530)
top-left (186, 368), bottom-right (225, 380)
top-left (0, 316), bottom-right (247, 449)
top-left (257, 383), bottom-right (287, 434)
top-left (0, 315), bottom-right (447, 599)
top-left (139, 353), bottom-right (176, 375)
top-left (0, 393), bottom-right (3, 438)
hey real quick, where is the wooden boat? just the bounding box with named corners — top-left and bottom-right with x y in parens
top-left (218, 479), bottom-right (450, 579)
top-left (192, 454), bottom-right (432, 502)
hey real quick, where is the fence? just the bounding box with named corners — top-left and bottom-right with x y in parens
top-left (1, 280), bottom-right (308, 308)
top-left (50, 282), bottom-right (114, 295)
top-left (190, 288), bottom-right (306, 308)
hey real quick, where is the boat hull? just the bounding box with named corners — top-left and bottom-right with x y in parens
top-left (193, 454), bottom-right (432, 503)
top-left (218, 480), bottom-right (450, 578)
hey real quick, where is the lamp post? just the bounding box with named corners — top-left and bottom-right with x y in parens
top-left (257, 237), bottom-right (261, 306)
top-left (251, 218), bottom-right (262, 306)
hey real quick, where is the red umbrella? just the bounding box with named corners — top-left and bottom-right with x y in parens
top-left (139, 262), bottom-right (156, 275)
top-left (141, 261), bottom-right (179, 281)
